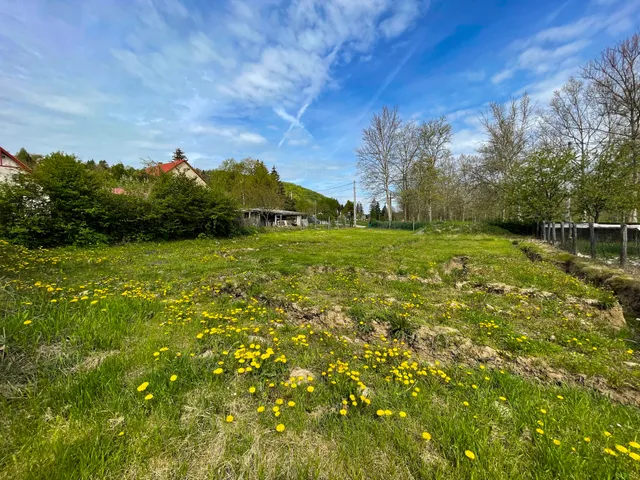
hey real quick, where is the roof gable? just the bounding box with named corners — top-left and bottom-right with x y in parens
top-left (145, 159), bottom-right (206, 184)
top-left (0, 147), bottom-right (33, 173)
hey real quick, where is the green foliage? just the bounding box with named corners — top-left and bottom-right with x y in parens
top-left (172, 148), bottom-right (187, 161)
top-left (573, 145), bottom-right (638, 222)
top-left (282, 182), bottom-right (341, 218)
top-left (0, 152), bottom-right (239, 247)
top-left (14, 148), bottom-right (34, 169)
top-left (509, 148), bottom-right (575, 222)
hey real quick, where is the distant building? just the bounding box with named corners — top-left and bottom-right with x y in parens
top-left (0, 146), bottom-right (32, 183)
top-left (145, 159), bottom-right (207, 187)
top-left (242, 208), bottom-right (309, 227)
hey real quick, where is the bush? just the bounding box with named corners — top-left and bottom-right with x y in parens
top-left (0, 152), bottom-right (240, 247)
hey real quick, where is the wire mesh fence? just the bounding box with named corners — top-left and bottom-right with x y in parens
top-left (540, 221), bottom-right (640, 268)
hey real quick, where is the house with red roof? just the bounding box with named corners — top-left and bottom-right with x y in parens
top-left (145, 159), bottom-right (207, 187)
top-left (0, 146), bottom-right (32, 184)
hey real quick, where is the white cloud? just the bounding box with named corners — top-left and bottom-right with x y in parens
top-left (0, 0), bottom-right (428, 170)
top-left (380, 0), bottom-right (424, 39)
top-left (532, 17), bottom-right (597, 43)
top-left (491, 68), bottom-right (514, 84)
top-left (190, 125), bottom-right (267, 144)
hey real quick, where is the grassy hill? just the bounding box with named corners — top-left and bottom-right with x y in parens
top-left (283, 182), bottom-right (341, 217)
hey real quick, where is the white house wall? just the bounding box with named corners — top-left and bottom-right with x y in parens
top-left (175, 162), bottom-right (207, 187)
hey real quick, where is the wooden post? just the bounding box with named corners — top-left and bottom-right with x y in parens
top-left (551, 222), bottom-right (557, 245)
top-left (560, 221), bottom-right (565, 245)
top-left (589, 222), bottom-right (596, 259)
top-left (572, 222), bottom-right (578, 255)
top-left (621, 223), bottom-right (628, 268)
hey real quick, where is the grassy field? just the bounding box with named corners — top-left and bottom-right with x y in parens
top-left (1, 227), bottom-right (640, 479)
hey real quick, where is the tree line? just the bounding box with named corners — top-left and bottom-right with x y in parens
top-left (357, 33), bottom-right (640, 226)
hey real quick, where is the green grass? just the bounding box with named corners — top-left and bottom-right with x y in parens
top-left (1, 228), bottom-right (640, 479)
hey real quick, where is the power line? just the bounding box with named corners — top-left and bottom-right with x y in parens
top-left (317, 182), bottom-right (353, 192)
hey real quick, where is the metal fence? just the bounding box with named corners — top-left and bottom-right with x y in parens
top-left (540, 221), bottom-right (640, 267)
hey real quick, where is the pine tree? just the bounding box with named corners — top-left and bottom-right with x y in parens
top-left (15, 148), bottom-right (34, 168)
top-left (173, 148), bottom-right (187, 162)
top-left (369, 199), bottom-right (381, 221)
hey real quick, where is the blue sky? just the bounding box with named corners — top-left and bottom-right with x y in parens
top-left (1, 0), bottom-right (639, 203)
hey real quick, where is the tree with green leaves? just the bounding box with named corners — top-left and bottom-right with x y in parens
top-left (172, 148), bottom-right (187, 162)
top-left (15, 148), bottom-right (34, 169)
top-left (510, 147), bottom-right (576, 222)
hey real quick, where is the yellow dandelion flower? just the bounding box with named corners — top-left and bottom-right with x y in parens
top-left (153, 352), bottom-right (160, 357)
top-left (275, 423), bottom-right (285, 432)
top-left (257, 406), bottom-right (265, 412)
top-left (213, 368), bottom-right (223, 374)
top-left (422, 432), bottom-right (432, 441)
top-left (23, 320), bottom-right (32, 325)
top-left (399, 411), bottom-right (407, 418)
top-left (248, 386), bottom-right (256, 394)
top-left (137, 382), bottom-right (149, 392)
top-left (464, 450), bottom-right (476, 460)
top-left (463, 401), bottom-right (469, 407)
top-left (604, 448), bottom-right (617, 456)
top-left (604, 431), bottom-right (612, 437)
top-left (145, 393), bottom-right (153, 400)
top-left (170, 375), bottom-right (178, 382)
top-left (540, 409), bottom-right (547, 414)
top-left (536, 428), bottom-right (544, 435)
top-left (615, 445), bottom-right (628, 454)
top-left (307, 386), bottom-right (314, 393)
top-left (584, 437), bottom-right (591, 442)
top-left (288, 401), bottom-right (295, 407)
top-left (225, 415), bottom-right (234, 423)
top-left (629, 441), bottom-right (640, 449)
top-left (376, 409), bottom-right (385, 417)
top-left (629, 452), bottom-right (640, 461)
top-left (340, 409), bottom-right (347, 416)
top-left (557, 395), bottom-right (564, 400)
top-left (499, 396), bottom-right (507, 401)
top-left (276, 398), bottom-right (284, 405)
top-left (553, 439), bottom-right (561, 446)
top-left (384, 409), bottom-right (392, 416)
top-left (118, 431), bottom-right (124, 436)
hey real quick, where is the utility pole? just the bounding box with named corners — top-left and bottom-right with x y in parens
top-left (353, 181), bottom-right (357, 228)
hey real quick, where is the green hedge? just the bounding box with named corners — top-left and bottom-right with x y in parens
top-left (0, 152), bottom-right (241, 247)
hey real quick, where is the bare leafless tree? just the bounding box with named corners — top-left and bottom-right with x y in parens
top-left (356, 106), bottom-right (402, 223)
top-left (582, 33), bottom-right (640, 221)
top-left (541, 77), bottom-right (609, 174)
top-left (394, 121), bottom-right (421, 220)
top-left (476, 94), bottom-right (536, 219)
top-left (413, 117), bottom-right (452, 222)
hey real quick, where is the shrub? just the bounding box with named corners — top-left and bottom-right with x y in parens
top-left (0, 153), bottom-right (240, 247)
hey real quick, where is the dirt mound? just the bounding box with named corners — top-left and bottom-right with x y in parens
top-left (443, 256), bottom-right (468, 275)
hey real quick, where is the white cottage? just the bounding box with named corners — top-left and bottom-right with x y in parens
top-left (145, 159), bottom-right (207, 187)
top-left (0, 146), bottom-right (32, 183)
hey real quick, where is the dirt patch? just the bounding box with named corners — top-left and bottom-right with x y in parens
top-left (475, 281), bottom-right (627, 330)
top-left (443, 256), bottom-right (468, 275)
top-left (409, 324), bottom-right (640, 407)
top-left (289, 367), bottom-right (315, 383)
top-left (286, 303), bottom-right (352, 329)
top-left (71, 350), bottom-right (118, 373)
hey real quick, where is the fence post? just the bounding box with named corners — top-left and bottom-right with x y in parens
top-left (621, 223), bottom-right (628, 268)
top-left (551, 222), bottom-right (557, 245)
top-left (572, 222), bottom-right (578, 255)
top-left (560, 221), bottom-right (565, 245)
top-left (589, 222), bottom-right (596, 259)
